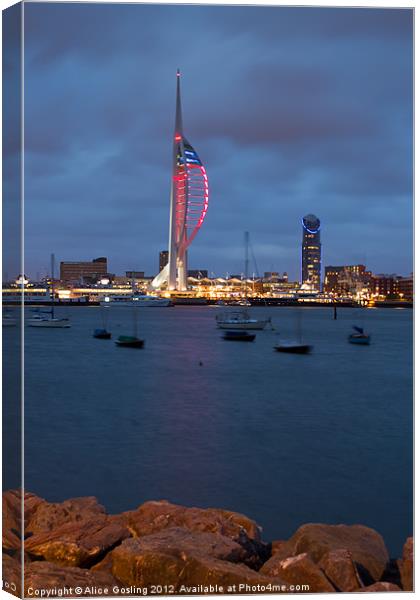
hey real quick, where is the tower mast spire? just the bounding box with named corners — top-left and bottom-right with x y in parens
top-left (151, 70), bottom-right (210, 292)
top-left (175, 68), bottom-right (183, 135)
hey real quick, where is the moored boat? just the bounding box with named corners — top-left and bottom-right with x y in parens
top-left (274, 342), bottom-right (312, 354)
top-left (223, 330), bottom-right (256, 342)
top-left (348, 326), bottom-right (371, 345)
top-left (216, 311), bottom-right (271, 330)
top-left (101, 294), bottom-right (171, 307)
top-left (27, 255), bottom-right (71, 328)
top-left (2, 312), bottom-right (17, 327)
top-left (115, 335), bottom-right (144, 348)
top-left (93, 328), bottom-right (111, 339)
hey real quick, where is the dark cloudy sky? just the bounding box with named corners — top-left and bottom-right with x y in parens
top-left (18, 3), bottom-right (413, 280)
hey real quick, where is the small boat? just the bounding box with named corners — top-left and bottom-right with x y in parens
top-left (115, 335), bottom-right (144, 348)
top-left (216, 311), bottom-right (271, 330)
top-left (216, 233), bottom-right (272, 330)
top-left (28, 254), bottom-right (71, 328)
top-left (28, 313), bottom-right (71, 328)
top-left (94, 304), bottom-right (111, 338)
top-left (3, 313), bottom-right (17, 327)
top-left (101, 294), bottom-right (171, 307)
top-left (348, 326), bottom-right (370, 345)
top-left (93, 328), bottom-right (111, 339)
top-left (115, 299), bottom-right (144, 348)
top-left (274, 309), bottom-right (312, 354)
top-left (274, 342), bottom-right (312, 354)
top-left (223, 330), bottom-right (256, 342)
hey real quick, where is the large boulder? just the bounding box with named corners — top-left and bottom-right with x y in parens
top-left (3, 490), bottom-right (44, 553)
top-left (260, 552), bottom-right (335, 592)
top-left (122, 500), bottom-right (267, 568)
top-left (359, 582), bottom-right (401, 592)
top-left (399, 537), bottom-right (413, 591)
top-left (26, 496), bottom-right (106, 534)
top-left (318, 549), bottom-right (363, 591)
top-left (24, 561), bottom-right (119, 596)
top-left (2, 554), bottom-right (22, 597)
top-left (287, 523), bottom-right (389, 583)
top-left (25, 515), bottom-right (130, 567)
top-left (110, 534), bottom-right (286, 592)
top-left (3, 492), bottom-right (21, 552)
top-left (123, 500), bottom-right (261, 540)
top-left (115, 527), bottom-right (249, 565)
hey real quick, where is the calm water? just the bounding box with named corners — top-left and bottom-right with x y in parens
top-left (4, 306), bottom-right (413, 556)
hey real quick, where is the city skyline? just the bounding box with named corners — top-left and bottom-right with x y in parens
top-left (6, 4), bottom-right (413, 280)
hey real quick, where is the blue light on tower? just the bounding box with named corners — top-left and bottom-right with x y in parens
top-left (301, 214), bottom-right (321, 291)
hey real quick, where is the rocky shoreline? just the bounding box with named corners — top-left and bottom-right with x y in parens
top-left (3, 491), bottom-right (413, 596)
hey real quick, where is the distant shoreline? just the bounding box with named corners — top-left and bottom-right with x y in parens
top-left (4, 300), bottom-right (413, 309)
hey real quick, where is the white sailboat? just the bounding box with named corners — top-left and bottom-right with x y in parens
top-left (3, 310), bottom-right (17, 327)
top-left (216, 232), bottom-right (272, 330)
top-left (27, 255), bottom-right (71, 328)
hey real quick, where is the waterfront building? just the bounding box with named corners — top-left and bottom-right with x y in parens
top-left (159, 251), bottom-right (169, 273)
top-left (372, 274), bottom-right (398, 299)
top-left (301, 214), bottom-right (321, 291)
top-left (126, 271), bottom-right (145, 279)
top-left (396, 274), bottom-right (413, 301)
top-left (152, 70), bottom-right (209, 291)
top-left (324, 264), bottom-right (372, 298)
top-left (264, 272), bottom-right (280, 281)
top-left (60, 257), bottom-right (108, 283)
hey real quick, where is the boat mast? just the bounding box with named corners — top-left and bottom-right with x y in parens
top-left (244, 231), bottom-right (249, 305)
top-left (51, 253), bottom-right (55, 319)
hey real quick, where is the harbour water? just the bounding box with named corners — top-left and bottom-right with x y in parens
top-left (5, 306), bottom-right (413, 556)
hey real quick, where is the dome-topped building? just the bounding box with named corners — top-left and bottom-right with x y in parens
top-left (301, 214), bottom-right (321, 291)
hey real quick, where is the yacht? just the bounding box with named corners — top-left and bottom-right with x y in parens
top-left (216, 310), bottom-right (271, 330)
top-left (101, 294), bottom-right (172, 308)
top-left (215, 232), bottom-right (272, 331)
top-left (2, 312), bottom-right (17, 327)
top-left (27, 312), bottom-right (71, 328)
top-left (27, 254), bottom-right (71, 328)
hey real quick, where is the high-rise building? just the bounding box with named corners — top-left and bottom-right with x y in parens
top-left (159, 251), bottom-right (169, 273)
top-left (60, 257), bottom-right (108, 283)
top-left (301, 214), bottom-right (321, 291)
top-left (152, 70), bottom-right (209, 291)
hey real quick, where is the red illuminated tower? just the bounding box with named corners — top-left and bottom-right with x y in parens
top-left (152, 70), bottom-right (209, 291)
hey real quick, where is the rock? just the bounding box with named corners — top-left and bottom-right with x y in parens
top-left (260, 552), bottom-right (335, 592)
top-left (26, 496), bottom-right (106, 534)
top-left (123, 500), bottom-right (267, 568)
top-left (116, 527), bottom-right (249, 564)
top-left (25, 516), bottom-right (130, 567)
top-left (399, 537), bottom-right (413, 591)
top-left (24, 561), bottom-right (119, 596)
top-left (111, 535), bottom-right (287, 591)
top-left (2, 554), bottom-right (22, 597)
top-left (3, 492), bottom-right (21, 552)
top-left (270, 540), bottom-right (294, 560)
top-left (124, 500), bottom-right (261, 540)
top-left (318, 549), bottom-right (363, 591)
top-left (359, 582), bottom-right (402, 592)
top-left (288, 523), bottom-right (389, 583)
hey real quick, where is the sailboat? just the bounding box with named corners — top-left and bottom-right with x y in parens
top-left (348, 325), bottom-right (370, 345)
top-left (274, 309), bottom-right (312, 354)
top-left (27, 255), bottom-right (70, 328)
top-left (216, 232), bottom-right (271, 330)
top-left (93, 305), bottom-right (111, 339)
top-left (3, 310), bottom-right (17, 327)
top-left (115, 300), bottom-right (144, 348)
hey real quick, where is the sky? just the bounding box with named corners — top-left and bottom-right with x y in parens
top-left (5, 3), bottom-right (413, 280)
